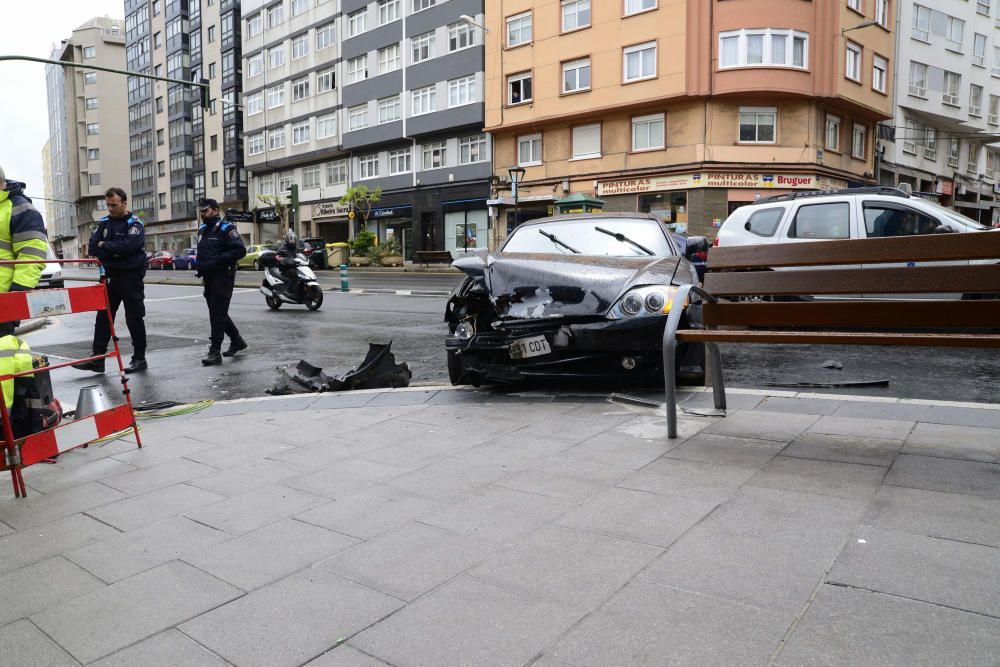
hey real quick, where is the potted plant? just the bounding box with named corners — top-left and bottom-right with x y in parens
top-left (349, 230), bottom-right (376, 266)
top-left (375, 238), bottom-right (403, 267)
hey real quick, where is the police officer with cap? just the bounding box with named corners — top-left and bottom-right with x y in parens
top-left (196, 198), bottom-right (247, 365)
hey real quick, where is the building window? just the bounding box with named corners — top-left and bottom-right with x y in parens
top-left (85, 72), bottom-right (97, 85)
top-left (989, 95), bottom-right (1000, 125)
top-left (208, 62), bottom-right (217, 79)
top-left (267, 84), bottom-right (285, 108)
top-left (349, 105), bottom-right (368, 131)
top-left (967, 144), bottom-right (980, 173)
top-left (246, 13), bottom-right (262, 37)
top-left (388, 148), bottom-right (411, 174)
top-left (970, 84), bottom-right (983, 116)
top-left (738, 107), bottom-right (776, 143)
top-left (924, 127), bottom-right (937, 160)
top-left (316, 22), bottom-right (335, 50)
top-left (207, 25), bottom-right (216, 43)
top-left (378, 44), bottom-right (401, 74)
top-left (211, 171), bottom-right (219, 187)
top-left (157, 129), bottom-right (164, 145)
top-left (632, 113), bottom-right (665, 151)
top-left (562, 58), bottom-right (591, 93)
top-left (292, 34), bottom-right (309, 60)
top-left (448, 22), bottom-right (473, 51)
top-left (87, 123), bottom-right (99, 135)
top-left (459, 135), bottom-right (487, 164)
top-left (413, 0), bottom-right (435, 11)
top-left (83, 46), bottom-right (96, 59)
top-left (908, 61), bottom-right (927, 98)
top-left (719, 29), bottom-right (808, 70)
top-left (248, 132), bottom-right (265, 156)
top-left (159, 193), bottom-right (166, 209)
top-left (572, 124), bottom-right (601, 160)
top-left (257, 178), bottom-right (274, 196)
top-left (625, 0), bottom-right (656, 15)
top-left (978, 0), bottom-right (992, 15)
top-left (872, 55), bottom-right (887, 93)
top-left (327, 160), bottom-right (348, 185)
top-left (302, 165), bottom-right (320, 189)
top-left (359, 154), bottom-right (379, 179)
top-left (517, 133), bottom-right (542, 166)
top-left (973, 34), bottom-right (987, 67)
top-left (246, 92), bottom-right (263, 115)
top-left (267, 3), bottom-right (284, 28)
top-left (562, 0), bottom-right (591, 31)
top-left (86, 97), bottom-right (99, 110)
top-left (826, 114), bottom-right (841, 151)
top-left (378, 95), bottom-right (401, 124)
top-left (448, 75), bottom-right (476, 107)
top-left (902, 119), bottom-right (918, 155)
top-left (946, 16), bottom-right (964, 51)
top-left (847, 0), bottom-right (860, 10)
top-left (852, 124), bottom-right (866, 159)
top-left (506, 12), bottom-right (532, 47)
top-left (412, 85), bottom-right (436, 115)
top-left (268, 45), bottom-right (284, 69)
top-left (210, 134), bottom-right (218, 151)
top-left (291, 0), bottom-right (308, 17)
top-left (412, 31), bottom-right (434, 63)
top-left (348, 9), bottom-right (367, 37)
top-left (88, 148), bottom-right (100, 160)
top-left (422, 141), bottom-right (447, 170)
top-left (912, 4), bottom-right (930, 41)
top-left (291, 121), bottom-right (310, 145)
top-left (348, 55), bottom-right (368, 83)
top-left (316, 68), bottom-right (335, 93)
top-left (247, 53), bottom-right (263, 77)
top-left (948, 138), bottom-right (961, 168)
top-left (874, 0), bottom-right (889, 27)
top-left (292, 77), bottom-right (309, 102)
top-left (317, 113), bottom-right (337, 139)
top-left (507, 72), bottom-right (532, 105)
top-left (943, 71), bottom-right (960, 106)
top-left (378, 0), bottom-right (399, 25)
top-left (845, 42), bottom-right (862, 82)
top-left (89, 173), bottom-right (101, 186)
top-left (269, 126), bottom-right (286, 150)
top-left (623, 41), bottom-right (656, 82)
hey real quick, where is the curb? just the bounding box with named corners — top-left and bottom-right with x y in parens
top-left (13, 318), bottom-right (48, 336)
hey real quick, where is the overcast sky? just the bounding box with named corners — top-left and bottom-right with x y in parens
top-left (2, 0), bottom-right (125, 216)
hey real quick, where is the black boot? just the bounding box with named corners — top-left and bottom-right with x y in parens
top-left (222, 338), bottom-right (248, 357)
top-left (72, 356), bottom-right (106, 373)
top-left (124, 357), bottom-right (148, 373)
top-left (201, 348), bottom-right (223, 366)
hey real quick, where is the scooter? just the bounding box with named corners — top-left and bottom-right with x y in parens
top-left (258, 250), bottom-right (324, 311)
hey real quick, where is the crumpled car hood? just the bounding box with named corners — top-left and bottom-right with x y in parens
top-left (453, 251), bottom-right (688, 319)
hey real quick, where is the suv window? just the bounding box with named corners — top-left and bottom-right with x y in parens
top-left (745, 208), bottom-right (784, 237)
top-left (863, 204), bottom-right (942, 237)
top-left (788, 202), bottom-right (850, 239)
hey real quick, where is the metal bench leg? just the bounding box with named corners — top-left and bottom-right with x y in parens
top-left (707, 342), bottom-right (726, 411)
top-left (664, 332), bottom-right (679, 439)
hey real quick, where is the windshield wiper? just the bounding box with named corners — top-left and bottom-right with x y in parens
top-left (538, 229), bottom-right (580, 253)
top-left (594, 226), bottom-right (654, 256)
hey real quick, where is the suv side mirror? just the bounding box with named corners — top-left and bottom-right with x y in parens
top-left (684, 236), bottom-right (709, 256)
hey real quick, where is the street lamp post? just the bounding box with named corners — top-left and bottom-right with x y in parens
top-left (508, 166), bottom-right (525, 233)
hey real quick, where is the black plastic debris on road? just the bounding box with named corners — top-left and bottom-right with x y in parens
top-left (267, 342), bottom-right (412, 395)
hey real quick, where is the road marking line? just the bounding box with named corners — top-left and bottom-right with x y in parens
top-left (145, 289), bottom-right (256, 303)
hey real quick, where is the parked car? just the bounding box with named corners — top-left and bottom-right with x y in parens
top-left (672, 234), bottom-right (707, 283)
top-left (146, 250), bottom-right (174, 270)
top-left (299, 237), bottom-right (327, 269)
top-left (238, 244), bottom-right (276, 270)
top-left (173, 248), bottom-right (197, 270)
top-left (37, 244), bottom-right (64, 289)
top-left (444, 212), bottom-right (708, 386)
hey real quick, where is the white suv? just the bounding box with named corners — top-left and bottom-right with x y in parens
top-left (717, 187), bottom-right (991, 248)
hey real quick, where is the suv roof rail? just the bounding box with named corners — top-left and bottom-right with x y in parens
top-left (752, 186), bottom-right (911, 205)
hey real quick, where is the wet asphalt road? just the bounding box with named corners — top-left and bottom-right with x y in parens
top-left (21, 281), bottom-right (1000, 407)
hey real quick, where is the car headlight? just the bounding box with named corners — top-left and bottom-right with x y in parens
top-left (608, 285), bottom-right (684, 319)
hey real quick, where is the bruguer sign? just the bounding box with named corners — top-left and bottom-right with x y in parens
top-left (598, 173), bottom-right (820, 196)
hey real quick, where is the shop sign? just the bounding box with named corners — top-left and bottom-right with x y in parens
top-left (225, 209), bottom-right (255, 222)
top-left (371, 208), bottom-right (400, 218)
top-left (256, 207), bottom-right (281, 223)
top-left (313, 201), bottom-right (352, 218)
top-left (598, 173), bottom-right (820, 196)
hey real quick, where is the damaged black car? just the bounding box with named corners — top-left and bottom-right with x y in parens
top-left (444, 213), bottom-right (709, 386)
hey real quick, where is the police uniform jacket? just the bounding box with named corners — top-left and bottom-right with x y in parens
top-left (88, 212), bottom-right (146, 271)
top-left (197, 216), bottom-right (247, 274)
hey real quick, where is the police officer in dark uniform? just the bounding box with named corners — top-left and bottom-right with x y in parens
top-left (196, 198), bottom-right (248, 365)
top-left (73, 187), bottom-right (148, 374)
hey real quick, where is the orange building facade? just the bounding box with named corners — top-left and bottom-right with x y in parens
top-left (485, 0), bottom-right (894, 241)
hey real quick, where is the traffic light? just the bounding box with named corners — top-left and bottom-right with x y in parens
top-left (286, 184), bottom-right (299, 237)
top-left (199, 78), bottom-right (210, 109)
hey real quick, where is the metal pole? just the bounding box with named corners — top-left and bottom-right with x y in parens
top-left (340, 264), bottom-right (349, 292)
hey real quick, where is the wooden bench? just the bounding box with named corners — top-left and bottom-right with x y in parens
top-left (413, 250), bottom-right (454, 267)
top-left (662, 231), bottom-right (1000, 437)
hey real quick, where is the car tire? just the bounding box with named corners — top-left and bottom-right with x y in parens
top-left (253, 259), bottom-right (259, 271)
top-left (447, 350), bottom-right (468, 386)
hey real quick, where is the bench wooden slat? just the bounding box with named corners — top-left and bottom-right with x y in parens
top-left (676, 329), bottom-right (1000, 347)
top-left (709, 233), bottom-right (1000, 270)
top-left (703, 264), bottom-right (1000, 296)
top-left (701, 300), bottom-right (1000, 329)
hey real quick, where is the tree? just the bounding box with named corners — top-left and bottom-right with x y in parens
top-left (337, 185), bottom-right (382, 237)
top-left (256, 193), bottom-right (289, 244)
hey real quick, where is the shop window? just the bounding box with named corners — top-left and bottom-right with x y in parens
top-left (638, 192), bottom-right (687, 231)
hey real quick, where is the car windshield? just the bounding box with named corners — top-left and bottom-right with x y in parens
top-left (917, 199), bottom-right (990, 231)
top-left (502, 218), bottom-right (675, 257)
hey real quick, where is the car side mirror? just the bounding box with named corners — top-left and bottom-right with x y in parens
top-left (684, 236), bottom-right (709, 256)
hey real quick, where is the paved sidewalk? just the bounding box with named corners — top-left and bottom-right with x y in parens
top-left (2, 386), bottom-right (999, 666)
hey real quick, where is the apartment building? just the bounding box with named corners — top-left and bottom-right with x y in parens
top-left (880, 0), bottom-right (1000, 225)
top-left (484, 0), bottom-right (894, 240)
top-left (124, 0), bottom-right (247, 252)
top-left (44, 17), bottom-right (129, 259)
top-left (242, 0), bottom-right (349, 244)
top-left (340, 0), bottom-right (490, 258)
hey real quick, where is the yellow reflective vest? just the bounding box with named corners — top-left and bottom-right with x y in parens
top-left (1, 181), bottom-right (49, 293)
top-left (1, 335), bottom-right (34, 410)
